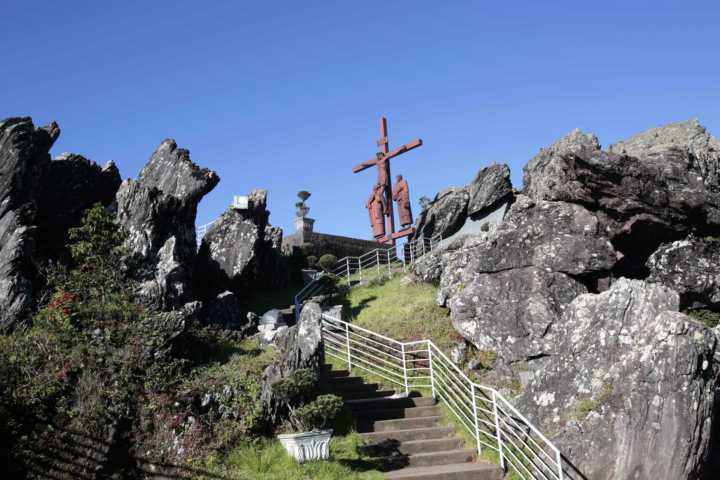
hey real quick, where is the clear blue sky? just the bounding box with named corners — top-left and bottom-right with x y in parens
top-left (3, 1), bottom-right (719, 240)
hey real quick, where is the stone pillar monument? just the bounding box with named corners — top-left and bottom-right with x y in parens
top-left (294, 190), bottom-right (315, 233)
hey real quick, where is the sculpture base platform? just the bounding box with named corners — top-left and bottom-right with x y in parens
top-left (379, 227), bottom-right (415, 244)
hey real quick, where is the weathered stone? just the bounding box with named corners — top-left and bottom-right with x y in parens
top-left (518, 279), bottom-right (718, 480)
top-left (523, 122), bottom-right (720, 273)
top-left (414, 186), bottom-right (469, 240)
top-left (204, 291), bottom-right (255, 334)
top-left (467, 195), bottom-right (617, 278)
top-left (258, 308), bottom-right (288, 343)
top-left (445, 267), bottom-right (586, 366)
top-left (467, 164), bottom-right (513, 216)
top-left (647, 235), bottom-right (720, 309)
top-left (37, 153), bottom-right (121, 260)
top-left (260, 301), bottom-right (323, 427)
top-left (116, 139), bottom-right (218, 310)
top-left (0, 117), bottom-right (59, 329)
top-left (194, 189), bottom-right (285, 300)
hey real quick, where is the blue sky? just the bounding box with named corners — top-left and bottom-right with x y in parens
top-left (2, 1), bottom-right (719, 240)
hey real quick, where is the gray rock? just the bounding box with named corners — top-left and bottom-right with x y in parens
top-left (204, 291), bottom-right (255, 334)
top-left (467, 195), bottom-right (617, 277)
top-left (37, 153), bottom-right (121, 260)
top-left (522, 122), bottom-right (720, 272)
top-left (0, 117), bottom-right (59, 329)
top-left (647, 235), bottom-right (720, 309)
top-left (445, 267), bottom-right (586, 366)
top-left (260, 301), bottom-right (324, 427)
top-left (518, 278), bottom-right (718, 480)
top-left (467, 164), bottom-right (513, 216)
top-left (414, 186), bottom-right (469, 240)
top-left (116, 139), bottom-right (218, 310)
top-left (194, 189), bottom-right (285, 300)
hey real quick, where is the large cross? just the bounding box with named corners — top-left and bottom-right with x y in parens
top-left (352, 117), bottom-right (423, 244)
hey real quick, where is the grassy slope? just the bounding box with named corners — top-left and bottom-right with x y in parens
top-left (341, 276), bottom-right (458, 351)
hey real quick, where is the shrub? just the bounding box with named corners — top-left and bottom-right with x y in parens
top-left (294, 395), bottom-right (343, 431)
top-left (318, 254), bottom-right (338, 272)
top-left (272, 369), bottom-right (343, 432)
top-left (687, 309), bottom-right (720, 328)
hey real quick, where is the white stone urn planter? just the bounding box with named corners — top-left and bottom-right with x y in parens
top-left (277, 429), bottom-right (333, 463)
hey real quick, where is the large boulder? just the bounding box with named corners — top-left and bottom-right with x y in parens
top-left (0, 117), bottom-right (59, 329)
top-left (436, 195), bottom-right (618, 368)
top-left (647, 235), bottom-right (720, 309)
top-left (415, 163), bottom-right (514, 240)
top-left (523, 121), bottom-right (720, 274)
top-left (260, 301), bottom-right (323, 427)
top-left (116, 139), bottom-right (218, 310)
top-left (518, 278), bottom-right (719, 480)
top-left (36, 153), bottom-right (121, 260)
top-left (194, 189), bottom-right (284, 301)
top-left (467, 164), bottom-right (513, 216)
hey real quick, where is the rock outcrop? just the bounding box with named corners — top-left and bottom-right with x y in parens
top-left (194, 189), bottom-right (285, 302)
top-left (37, 153), bottom-right (121, 260)
top-left (260, 301), bottom-right (323, 427)
top-left (414, 164), bottom-right (513, 240)
top-left (647, 236), bottom-right (720, 309)
top-left (435, 195), bottom-right (617, 367)
top-left (116, 139), bottom-right (218, 310)
top-left (0, 117), bottom-right (59, 329)
top-left (523, 121), bottom-right (720, 275)
top-left (204, 291), bottom-right (256, 334)
top-left (518, 279), bottom-right (718, 480)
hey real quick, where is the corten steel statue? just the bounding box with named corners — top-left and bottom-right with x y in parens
top-left (366, 183), bottom-right (388, 240)
top-left (392, 174), bottom-right (413, 228)
top-left (352, 117), bottom-right (423, 244)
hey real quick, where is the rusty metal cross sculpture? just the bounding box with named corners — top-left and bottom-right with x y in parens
top-left (353, 117), bottom-right (422, 244)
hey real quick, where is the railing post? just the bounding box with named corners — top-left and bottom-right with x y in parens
top-left (345, 323), bottom-right (352, 372)
top-left (428, 341), bottom-right (436, 398)
top-left (346, 257), bottom-right (351, 286)
top-left (401, 343), bottom-right (409, 396)
top-left (471, 384), bottom-right (482, 455)
top-left (387, 250), bottom-right (391, 276)
top-left (556, 450), bottom-right (564, 480)
top-left (401, 244), bottom-right (407, 272)
top-left (358, 258), bottom-right (362, 281)
top-left (376, 250), bottom-right (380, 277)
top-left (492, 391), bottom-right (505, 470)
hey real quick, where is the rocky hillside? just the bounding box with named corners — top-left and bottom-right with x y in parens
top-left (414, 119), bottom-right (720, 480)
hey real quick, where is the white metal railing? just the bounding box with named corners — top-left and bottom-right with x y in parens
top-left (321, 313), bottom-right (565, 480)
top-left (196, 220), bottom-right (218, 246)
top-left (331, 235), bottom-right (443, 286)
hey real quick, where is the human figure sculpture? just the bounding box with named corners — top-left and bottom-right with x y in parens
top-left (366, 183), bottom-right (387, 240)
top-left (392, 174), bottom-right (413, 228)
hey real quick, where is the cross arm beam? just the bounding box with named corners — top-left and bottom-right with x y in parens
top-left (352, 138), bottom-right (423, 174)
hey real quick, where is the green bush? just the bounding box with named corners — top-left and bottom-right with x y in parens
top-left (318, 254), bottom-right (338, 272)
top-left (687, 309), bottom-right (720, 328)
top-left (272, 369), bottom-right (343, 432)
top-left (294, 394), bottom-right (344, 431)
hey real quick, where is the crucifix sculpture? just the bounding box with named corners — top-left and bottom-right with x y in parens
top-left (353, 117), bottom-right (422, 245)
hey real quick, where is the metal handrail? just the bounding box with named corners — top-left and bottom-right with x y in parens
top-left (320, 312), bottom-right (564, 480)
top-left (329, 234), bottom-right (443, 287)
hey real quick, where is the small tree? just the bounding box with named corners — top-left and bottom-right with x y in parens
top-left (318, 254), bottom-right (338, 273)
top-left (272, 369), bottom-right (343, 432)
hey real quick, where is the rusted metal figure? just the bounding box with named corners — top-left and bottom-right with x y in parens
top-left (353, 117), bottom-right (422, 244)
top-left (366, 183), bottom-right (387, 240)
top-left (392, 174), bottom-right (413, 228)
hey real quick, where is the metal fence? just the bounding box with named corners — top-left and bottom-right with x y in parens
top-left (330, 235), bottom-right (444, 286)
top-left (321, 313), bottom-right (565, 480)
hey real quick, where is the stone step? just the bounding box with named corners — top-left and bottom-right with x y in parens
top-left (383, 462), bottom-right (504, 480)
top-left (360, 437), bottom-right (466, 457)
top-left (360, 405), bottom-right (441, 421)
top-left (340, 389), bottom-right (397, 400)
top-left (359, 415), bottom-right (442, 433)
top-left (377, 448), bottom-right (476, 470)
top-left (361, 426), bottom-right (455, 443)
top-left (346, 396), bottom-right (436, 410)
top-left (329, 375), bottom-right (365, 385)
top-left (332, 382), bottom-right (381, 394)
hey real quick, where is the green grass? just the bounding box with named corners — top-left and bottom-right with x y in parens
top-left (194, 434), bottom-right (384, 480)
top-left (340, 275), bottom-right (457, 351)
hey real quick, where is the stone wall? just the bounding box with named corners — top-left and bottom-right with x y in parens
top-left (282, 230), bottom-right (382, 259)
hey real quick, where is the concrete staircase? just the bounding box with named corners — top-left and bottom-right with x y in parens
top-left (325, 365), bottom-right (504, 480)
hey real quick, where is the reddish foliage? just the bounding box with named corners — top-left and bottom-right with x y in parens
top-left (48, 291), bottom-right (77, 316)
